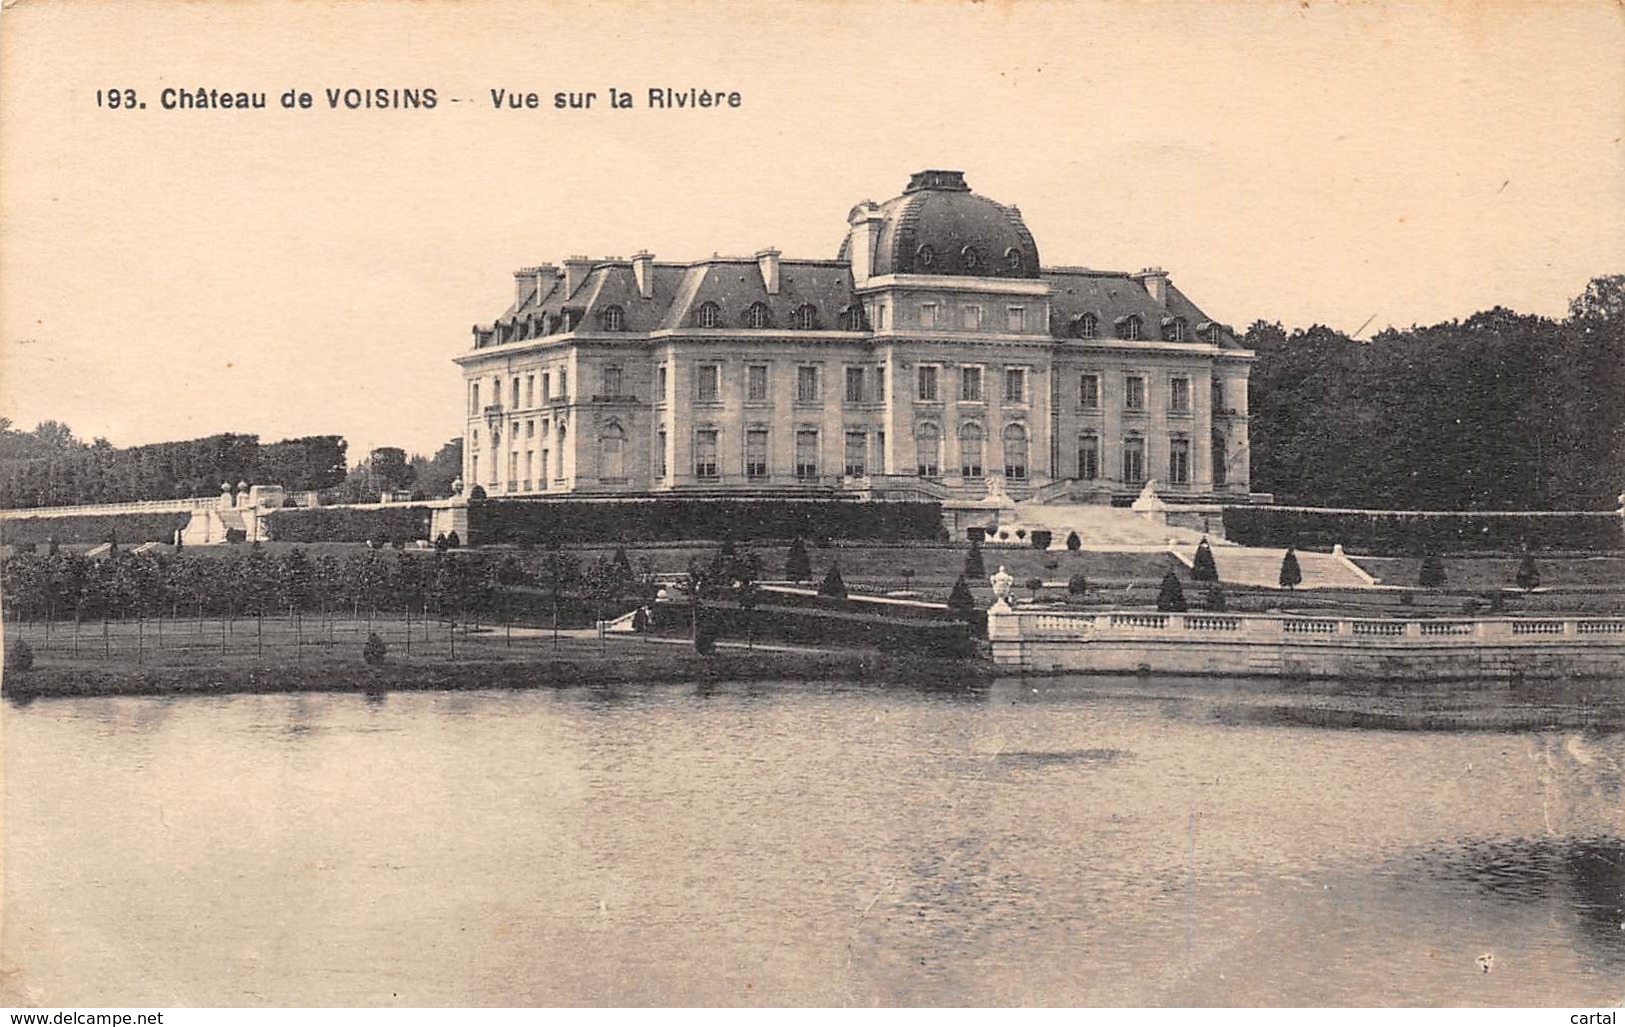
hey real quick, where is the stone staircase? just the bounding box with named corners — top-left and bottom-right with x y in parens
top-left (1005, 501), bottom-right (1214, 550)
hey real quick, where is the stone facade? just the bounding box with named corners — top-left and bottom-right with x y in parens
top-left (454, 170), bottom-right (1253, 505)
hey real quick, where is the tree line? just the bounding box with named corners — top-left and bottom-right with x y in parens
top-left (1245, 275), bottom-right (1625, 510)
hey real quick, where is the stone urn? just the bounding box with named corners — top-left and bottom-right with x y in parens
top-left (989, 565), bottom-right (1015, 610)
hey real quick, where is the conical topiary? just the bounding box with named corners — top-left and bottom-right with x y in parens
top-left (1515, 550), bottom-right (1541, 591)
top-left (784, 537), bottom-right (812, 582)
top-left (964, 539), bottom-right (986, 579)
top-left (1192, 536), bottom-right (1219, 582)
top-left (818, 563), bottom-right (848, 599)
top-left (1156, 570), bottom-right (1187, 613)
top-left (1418, 552), bottom-right (1447, 588)
top-left (1279, 547), bottom-right (1302, 590)
top-left (947, 575), bottom-right (976, 616)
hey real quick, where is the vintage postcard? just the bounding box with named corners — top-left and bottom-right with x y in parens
top-left (1, 0), bottom-right (1622, 1014)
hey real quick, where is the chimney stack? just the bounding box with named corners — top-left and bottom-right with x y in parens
top-left (756, 248), bottom-right (781, 295)
top-left (632, 251), bottom-right (655, 299)
top-left (845, 203), bottom-right (885, 285)
top-left (1133, 267), bottom-right (1170, 305)
top-left (563, 255), bottom-right (594, 298)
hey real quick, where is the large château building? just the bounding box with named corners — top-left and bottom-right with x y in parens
top-left (455, 170), bottom-right (1252, 507)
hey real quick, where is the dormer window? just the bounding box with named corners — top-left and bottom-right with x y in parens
top-left (960, 246), bottom-right (982, 272)
top-left (1073, 313), bottom-right (1099, 340)
top-left (1198, 321), bottom-right (1222, 345)
top-left (916, 244), bottom-right (937, 270)
top-left (601, 305), bottom-right (626, 331)
top-left (696, 302), bottom-right (722, 329)
top-left (1117, 314), bottom-right (1143, 341)
top-left (841, 304), bottom-right (867, 331)
top-left (1004, 247), bottom-right (1023, 271)
top-left (744, 302), bottom-right (771, 329)
top-left (791, 304), bottom-right (817, 330)
top-left (1162, 317), bottom-right (1187, 343)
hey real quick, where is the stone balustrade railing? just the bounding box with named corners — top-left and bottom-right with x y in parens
top-left (995, 608), bottom-right (1625, 645)
top-left (0, 496), bottom-right (220, 519)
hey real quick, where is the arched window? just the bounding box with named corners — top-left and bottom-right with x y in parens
top-left (744, 302), bottom-right (771, 329)
top-left (959, 423), bottom-right (985, 478)
top-left (841, 304), bottom-right (867, 331)
top-left (601, 305), bottom-right (626, 331)
top-left (599, 422), bottom-right (625, 481)
top-left (1212, 430), bottom-right (1228, 486)
top-left (1005, 247), bottom-right (1024, 272)
top-left (696, 302), bottom-right (722, 329)
top-left (1117, 314), bottom-right (1143, 341)
top-left (791, 304), bottom-right (817, 330)
top-left (1002, 423), bottom-right (1028, 480)
top-left (916, 244), bottom-right (937, 270)
top-left (960, 246), bottom-right (982, 272)
top-left (915, 422), bottom-right (941, 478)
top-left (1072, 313), bottom-right (1099, 340)
top-left (1163, 317), bottom-right (1187, 342)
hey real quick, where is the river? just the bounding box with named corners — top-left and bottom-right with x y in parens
top-left (5, 676), bottom-right (1624, 1006)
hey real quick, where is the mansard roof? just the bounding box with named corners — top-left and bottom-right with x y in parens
top-left (1044, 268), bottom-right (1240, 348)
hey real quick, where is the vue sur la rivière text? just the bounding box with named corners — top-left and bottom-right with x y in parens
top-left (99, 87), bottom-right (743, 111)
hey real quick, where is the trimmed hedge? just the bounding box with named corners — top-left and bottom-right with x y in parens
top-left (470, 499), bottom-right (943, 546)
top-left (649, 599), bottom-right (979, 658)
top-left (0, 512), bottom-right (190, 546)
top-left (1222, 506), bottom-right (1623, 554)
top-left (265, 506), bottom-right (432, 543)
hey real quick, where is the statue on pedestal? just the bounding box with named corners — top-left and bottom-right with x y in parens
top-left (989, 565), bottom-right (1015, 611)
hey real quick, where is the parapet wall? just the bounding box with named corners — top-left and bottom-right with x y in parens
top-left (987, 608), bottom-right (1625, 680)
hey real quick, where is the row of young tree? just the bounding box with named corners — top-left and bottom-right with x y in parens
top-left (1245, 275), bottom-right (1625, 510)
top-left (0, 428), bottom-right (349, 509)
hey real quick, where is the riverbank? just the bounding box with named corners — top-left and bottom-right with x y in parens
top-left (0, 645), bottom-right (996, 700)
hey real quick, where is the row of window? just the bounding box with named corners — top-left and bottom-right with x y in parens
top-left (916, 302), bottom-right (1028, 332)
top-left (673, 363), bottom-right (888, 405)
top-left (1065, 313), bottom-right (1219, 343)
top-left (666, 428), bottom-right (887, 481)
top-left (691, 302), bottom-right (823, 331)
top-left (914, 365), bottom-right (1030, 403)
top-left (469, 369), bottom-right (571, 415)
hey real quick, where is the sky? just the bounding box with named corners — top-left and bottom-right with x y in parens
top-left (2, 0), bottom-right (1621, 461)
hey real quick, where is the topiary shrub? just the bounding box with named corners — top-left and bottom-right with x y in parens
top-left (1418, 553), bottom-right (1447, 588)
top-left (997, 530), bottom-right (1009, 541)
top-left (1191, 537), bottom-right (1219, 582)
top-left (1515, 551), bottom-right (1541, 591)
top-left (1029, 530), bottom-right (1052, 550)
top-left (1065, 531), bottom-right (1082, 551)
top-left (947, 575), bottom-right (976, 617)
top-left (818, 564), bottom-right (848, 599)
top-left (446, 530), bottom-right (462, 549)
top-left (363, 632), bottom-right (387, 665)
top-left (784, 537), bottom-right (812, 582)
top-left (1068, 571), bottom-right (1089, 598)
top-left (1024, 577), bottom-right (1044, 603)
top-left (693, 619), bottom-right (720, 654)
top-left (631, 606), bottom-right (649, 633)
top-left (1015, 528), bottom-right (1027, 540)
top-left (1156, 570), bottom-right (1187, 613)
top-left (964, 540), bottom-right (986, 579)
top-left (1278, 547), bottom-right (1302, 590)
top-left (8, 638), bottom-right (35, 672)
top-left (1203, 586), bottom-right (1227, 612)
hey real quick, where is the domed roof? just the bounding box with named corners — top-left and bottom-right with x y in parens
top-left (843, 170), bottom-right (1041, 279)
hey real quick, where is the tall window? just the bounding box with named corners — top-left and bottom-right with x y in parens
top-left (792, 304), bottom-right (817, 329)
top-left (524, 449), bottom-right (534, 487)
top-left (920, 303), bottom-right (938, 329)
top-left (1077, 435), bottom-right (1099, 480)
top-left (558, 370), bottom-right (568, 399)
top-left (1212, 378), bottom-right (1226, 413)
top-left (540, 448), bottom-right (550, 484)
top-left (795, 430), bottom-right (819, 480)
top-left (1169, 437), bottom-right (1190, 484)
top-left (524, 375), bottom-right (534, 407)
top-left (526, 419), bottom-right (535, 438)
top-left (472, 429), bottom-right (480, 452)
top-left (655, 431), bottom-right (667, 478)
top-left (1170, 377), bottom-right (1190, 414)
top-left (746, 302), bottom-right (771, 329)
top-left (1122, 437), bottom-right (1145, 484)
top-left (962, 304), bottom-right (982, 330)
top-left (874, 367), bottom-right (885, 402)
top-left (797, 366), bottom-right (820, 403)
top-left (697, 302), bottom-right (722, 329)
top-left (845, 367), bottom-right (865, 404)
top-left (657, 365), bottom-right (667, 400)
top-left (917, 365), bottom-right (939, 401)
top-left (959, 423), bottom-right (985, 478)
top-left (1164, 317), bottom-right (1186, 343)
top-left (694, 430), bottom-right (719, 478)
top-left (1004, 368), bottom-right (1027, 403)
top-left (915, 423), bottom-right (941, 477)
top-left (746, 429), bottom-right (769, 479)
top-left (1125, 375), bottom-right (1146, 412)
top-left (875, 431), bottom-right (885, 474)
top-left (697, 364), bottom-right (720, 402)
top-left (960, 366), bottom-right (983, 402)
top-left (470, 382), bottom-right (480, 414)
top-left (1212, 431), bottom-right (1228, 486)
top-left (512, 377), bottom-right (521, 408)
top-left (599, 423), bottom-right (625, 480)
top-left (602, 305), bottom-right (626, 331)
top-left (509, 451), bottom-right (519, 485)
top-left (844, 431), bottom-right (867, 477)
top-left (1074, 313), bottom-right (1099, 339)
top-left (541, 372), bottom-right (551, 400)
top-left (602, 366), bottom-right (624, 397)
top-left (747, 365), bottom-right (769, 402)
top-left (1079, 373), bottom-right (1100, 410)
top-left (1002, 423), bottom-right (1028, 479)
top-left (1006, 306), bottom-right (1025, 332)
top-left (471, 455), bottom-right (479, 484)
top-left (1119, 315), bottom-right (1143, 341)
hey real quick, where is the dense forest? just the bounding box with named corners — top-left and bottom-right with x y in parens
top-left (2, 277), bottom-right (1620, 513)
top-left (1244, 275), bottom-right (1624, 510)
